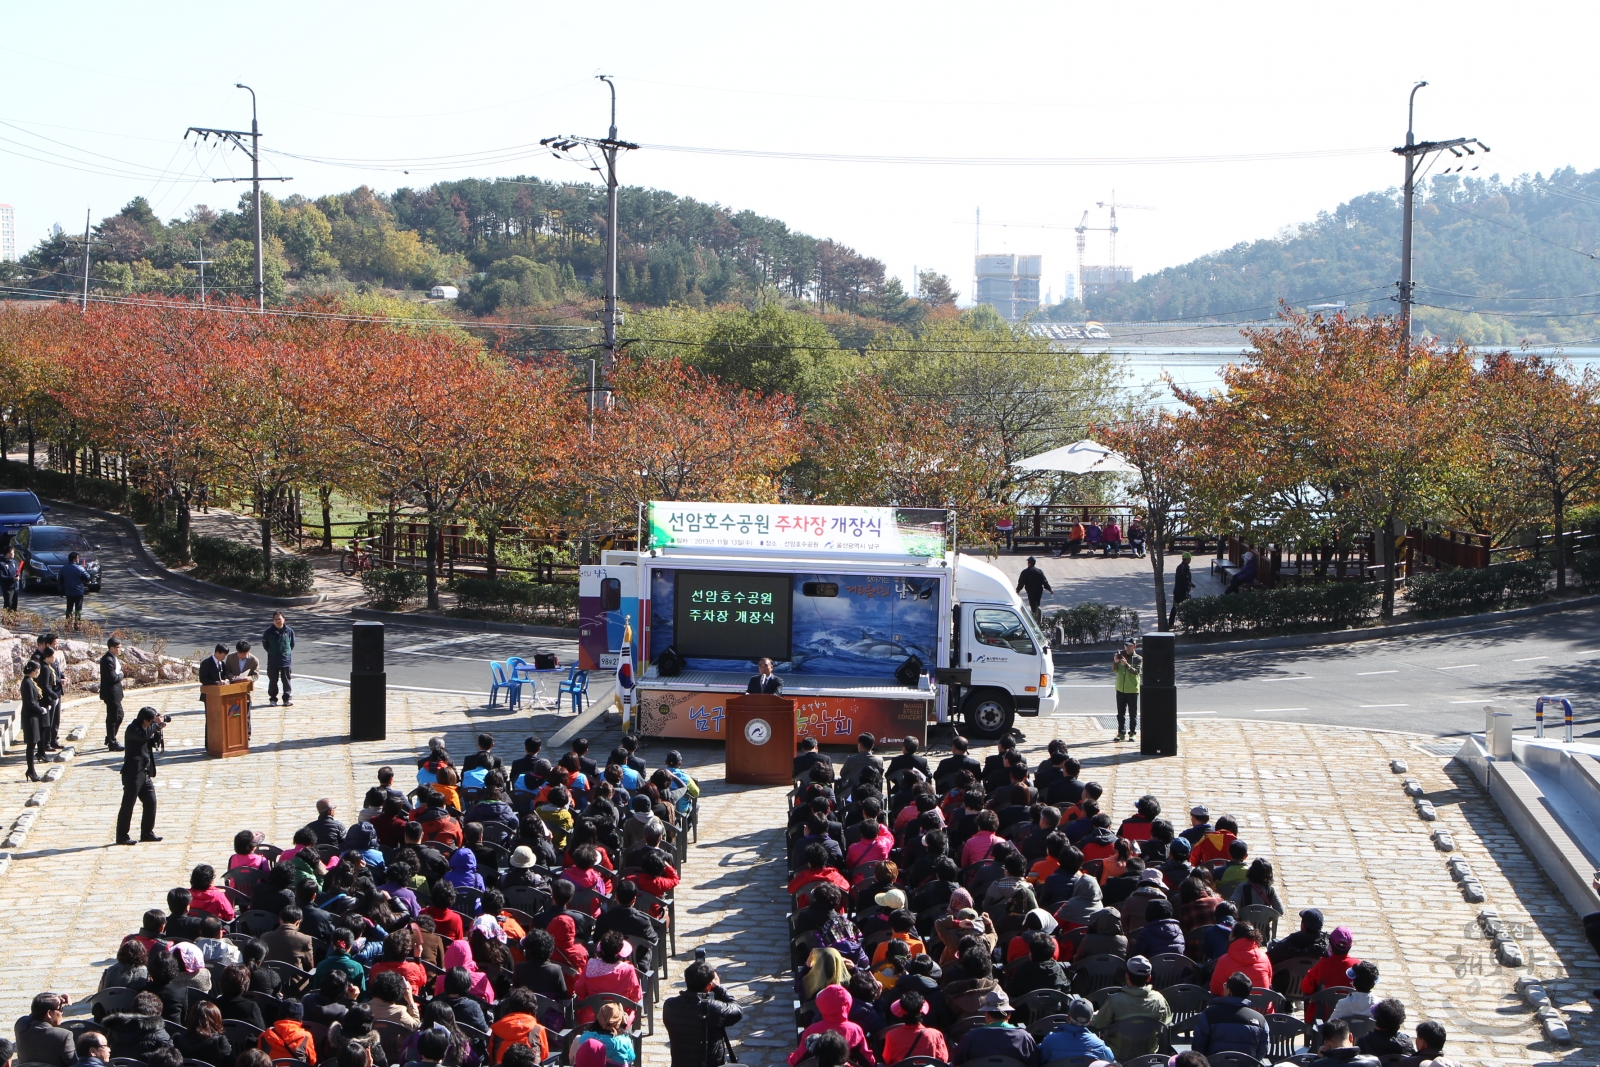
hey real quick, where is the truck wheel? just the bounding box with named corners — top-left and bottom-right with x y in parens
top-left (962, 689), bottom-right (1015, 741)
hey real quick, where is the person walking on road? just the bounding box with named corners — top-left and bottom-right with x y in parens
top-left (1016, 557), bottom-right (1053, 621)
top-left (1113, 640), bottom-right (1142, 743)
top-left (263, 611), bottom-right (295, 707)
top-left (117, 706), bottom-right (166, 845)
top-left (20, 659), bottom-right (47, 781)
top-left (0, 545), bottom-right (20, 611)
top-left (101, 636), bottom-right (126, 752)
top-left (1169, 552), bottom-right (1194, 629)
top-left (61, 551), bottom-right (91, 626)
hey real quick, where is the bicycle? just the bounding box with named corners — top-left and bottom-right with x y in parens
top-left (338, 537), bottom-right (377, 576)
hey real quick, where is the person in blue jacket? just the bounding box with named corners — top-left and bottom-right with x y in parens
top-left (61, 551), bottom-right (91, 623)
top-left (1193, 971), bottom-right (1271, 1060)
top-left (1037, 997), bottom-right (1116, 1064)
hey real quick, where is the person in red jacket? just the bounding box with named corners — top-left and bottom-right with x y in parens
top-left (879, 990), bottom-right (948, 1065)
top-left (1190, 815), bottom-right (1239, 868)
top-left (786, 842), bottom-right (850, 909)
top-left (1301, 926), bottom-right (1361, 1023)
top-left (1208, 922), bottom-right (1274, 1001)
top-left (1117, 795), bottom-right (1162, 843)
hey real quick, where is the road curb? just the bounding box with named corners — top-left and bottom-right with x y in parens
top-left (1049, 593), bottom-right (1600, 659)
top-left (43, 499), bottom-right (325, 608)
top-left (349, 607), bottom-right (577, 639)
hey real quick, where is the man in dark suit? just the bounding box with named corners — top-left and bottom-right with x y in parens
top-left (100, 636), bottom-right (126, 752)
top-left (198, 644), bottom-right (228, 688)
top-left (747, 657), bottom-right (783, 695)
top-left (116, 707), bottom-right (165, 845)
top-left (933, 736), bottom-right (982, 786)
top-left (14, 992), bottom-right (73, 1067)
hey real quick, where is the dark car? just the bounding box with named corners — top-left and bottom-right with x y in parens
top-left (16, 525), bottom-right (101, 593)
top-left (0, 490), bottom-right (49, 538)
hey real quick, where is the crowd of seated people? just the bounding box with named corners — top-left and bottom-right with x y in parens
top-left (17, 733), bottom-right (724, 1067)
top-left (781, 732), bottom-right (1464, 1067)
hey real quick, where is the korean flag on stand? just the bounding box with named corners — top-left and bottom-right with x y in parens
top-left (616, 614), bottom-right (636, 727)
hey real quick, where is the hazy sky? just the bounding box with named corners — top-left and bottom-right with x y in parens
top-left (3, 1), bottom-right (1596, 306)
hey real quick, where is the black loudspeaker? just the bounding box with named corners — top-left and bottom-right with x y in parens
top-left (1141, 687), bottom-right (1178, 756)
top-left (350, 672), bottom-right (387, 741)
top-left (656, 647), bottom-right (684, 677)
top-left (352, 622), bottom-right (385, 674)
top-left (895, 655), bottom-right (924, 688)
top-left (1142, 631), bottom-right (1175, 687)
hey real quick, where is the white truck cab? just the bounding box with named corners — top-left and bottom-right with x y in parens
top-left (953, 554), bottom-right (1057, 738)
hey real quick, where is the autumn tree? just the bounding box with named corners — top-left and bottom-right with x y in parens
top-left (1178, 311), bottom-right (1476, 618)
top-left (1098, 407), bottom-right (1195, 628)
top-left (587, 357), bottom-right (799, 529)
top-left (1478, 353), bottom-right (1600, 591)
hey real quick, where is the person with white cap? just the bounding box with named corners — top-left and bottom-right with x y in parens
top-left (1181, 805), bottom-right (1213, 844)
top-left (952, 988), bottom-right (1036, 1064)
top-left (1037, 997), bottom-right (1116, 1064)
top-left (502, 846), bottom-right (544, 890)
top-left (1089, 955), bottom-right (1172, 1060)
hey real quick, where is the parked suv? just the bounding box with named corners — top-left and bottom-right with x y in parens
top-left (0, 490), bottom-right (49, 539)
top-left (16, 525), bottom-right (101, 592)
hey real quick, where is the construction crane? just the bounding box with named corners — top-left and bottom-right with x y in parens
top-left (1094, 190), bottom-right (1156, 274)
top-left (1074, 209), bottom-right (1113, 304)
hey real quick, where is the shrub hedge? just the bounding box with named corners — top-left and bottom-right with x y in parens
top-left (1406, 561), bottom-right (1550, 617)
top-left (1046, 602), bottom-right (1142, 647)
top-left (361, 567), bottom-right (426, 609)
top-left (1176, 582), bottom-right (1377, 635)
top-left (450, 576), bottom-right (579, 624)
top-left (187, 534), bottom-right (314, 596)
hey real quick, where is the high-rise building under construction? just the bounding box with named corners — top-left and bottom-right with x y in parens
top-left (974, 253), bottom-right (1042, 321)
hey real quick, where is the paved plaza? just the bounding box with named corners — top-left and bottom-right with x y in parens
top-left (0, 684), bottom-right (1595, 1067)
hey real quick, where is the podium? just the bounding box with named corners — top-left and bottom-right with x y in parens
top-left (203, 681), bottom-right (252, 758)
top-left (725, 692), bottom-right (795, 785)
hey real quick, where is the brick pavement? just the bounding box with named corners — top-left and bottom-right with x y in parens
top-left (3, 689), bottom-right (1596, 1067)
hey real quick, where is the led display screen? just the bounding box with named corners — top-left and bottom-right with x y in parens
top-left (672, 570), bottom-right (793, 662)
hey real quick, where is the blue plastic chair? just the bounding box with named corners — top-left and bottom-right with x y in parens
top-left (489, 661), bottom-right (525, 709)
top-left (557, 665), bottom-right (589, 715)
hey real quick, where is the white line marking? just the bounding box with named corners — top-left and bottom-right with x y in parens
top-left (1513, 656), bottom-right (1549, 662)
top-left (1057, 684), bottom-right (1114, 688)
top-left (1448, 700), bottom-right (1487, 704)
top-left (1358, 670), bottom-right (1399, 675)
top-left (1258, 676), bottom-right (1313, 682)
top-left (1361, 704), bottom-right (1409, 708)
top-left (1438, 664), bottom-right (1479, 670)
top-left (1254, 707), bottom-right (1310, 713)
top-left (1178, 711), bottom-right (1217, 716)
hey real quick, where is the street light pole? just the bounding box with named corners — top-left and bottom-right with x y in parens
top-left (599, 75), bottom-right (620, 402)
top-left (1398, 81), bottom-right (1427, 365)
top-left (238, 83), bottom-right (265, 311)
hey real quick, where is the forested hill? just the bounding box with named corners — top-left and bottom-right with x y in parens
top-left (6, 174), bottom-right (899, 319)
top-left (1068, 166), bottom-right (1600, 344)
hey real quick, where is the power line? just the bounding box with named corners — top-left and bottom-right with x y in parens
top-left (635, 143), bottom-right (1392, 168)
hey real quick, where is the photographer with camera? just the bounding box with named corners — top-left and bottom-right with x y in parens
top-left (1113, 640), bottom-right (1143, 743)
top-left (116, 706), bottom-right (168, 846)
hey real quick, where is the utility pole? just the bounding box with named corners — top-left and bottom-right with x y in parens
top-left (185, 237), bottom-right (214, 305)
top-left (79, 208), bottom-right (92, 311)
top-left (542, 77), bottom-right (638, 422)
top-left (186, 84), bottom-right (291, 310)
top-left (1393, 81), bottom-right (1488, 363)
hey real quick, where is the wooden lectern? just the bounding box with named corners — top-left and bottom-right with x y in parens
top-left (725, 692), bottom-right (796, 785)
top-left (202, 681), bottom-right (252, 758)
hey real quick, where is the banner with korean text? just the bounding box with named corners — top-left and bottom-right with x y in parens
top-left (647, 502), bottom-right (947, 557)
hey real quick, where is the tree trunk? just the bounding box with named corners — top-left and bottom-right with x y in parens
top-left (175, 495), bottom-right (192, 564)
top-left (1380, 517), bottom-right (1398, 619)
top-left (1149, 532), bottom-right (1168, 632)
top-left (425, 514), bottom-right (440, 610)
top-left (68, 446), bottom-right (78, 498)
top-left (259, 487), bottom-right (276, 580)
top-left (25, 421), bottom-right (34, 470)
top-left (486, 523), bottom-right (498, 581)
top-left (1554, 489), bottom-right (1567, 593)
top-left (319, 486), bottom-right (333, 551)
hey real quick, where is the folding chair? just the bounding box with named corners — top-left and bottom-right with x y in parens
top-left (489, 661), bottom-right (525, 710)
top-left (1149, 952), bottom-right (1198, 990)
top-left (558, 666), bottom-right (590, 715)
top-left (1239, 904), bottom-right (1282, 942)
top-left (90, 987), bottom-right (139, 1016)
top-left (265, 960), bottom-right (313, 997)
top-left (1069, 952), bottom-right (1127, 993)
top-left (1210, 1054), bottom-right (1269, 1067)
top-left (236, 909), bottom-right (281, 936)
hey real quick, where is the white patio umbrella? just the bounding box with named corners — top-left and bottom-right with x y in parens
top-left (1011, 438), bottom-right (1137, 475)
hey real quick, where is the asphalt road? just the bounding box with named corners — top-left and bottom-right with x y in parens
top-left (34, 504), bottom-right (577, 696)
top-left (32, 503), bottom-right (1600, 739)
top-left (1054, 608), bottom-right (1600, 738)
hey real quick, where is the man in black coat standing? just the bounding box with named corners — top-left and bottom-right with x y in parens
top-left (31, 634), bottom-right (62, 750)
top-left (116, 707), bottom-right (165, 845)
top-left (100, 636), bottom-right (126, 752)
top-left (198, 644), bottom-right (228, 687)
top-left (1015, 556), bottom-right (1052, 621)
top-left (1168, 552), bottom-right (1194, 629)
top-left (662, 961), bottom-right (742, 1067)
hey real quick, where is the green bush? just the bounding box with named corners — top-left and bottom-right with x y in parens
top-left (1046, 602), bottom-right (1142, 646)
top-left (188, 534), bottom-right (314, 597)
top-left (1573, 551), bottom-right (1600, 592)
top-left (362, 567), bottom-right (426, 609)
top-left (1177, 582), bottom-right (1378, 635)
top-left (0, 460), bottom-right (127, 512)
top-left (144, 520), bottom-right (189, 565)
top-left (1407, 561), bottom-right (1551, 617)
top-left (450, 575), bottom-right (579, 624)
